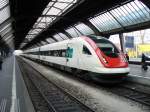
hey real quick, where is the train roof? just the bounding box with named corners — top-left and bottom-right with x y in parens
top-left (23, 35), bottom-right (111, 52)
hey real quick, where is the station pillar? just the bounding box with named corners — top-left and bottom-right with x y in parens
top-left (119, 33), bottom-right (125, 53)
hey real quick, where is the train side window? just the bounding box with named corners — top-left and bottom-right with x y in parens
top-left (62, 50), bottom-right (66, 57)
top-left (48, 51), bottom-right (51, 56)
top-left (82, 45), bottom-right (91, 55)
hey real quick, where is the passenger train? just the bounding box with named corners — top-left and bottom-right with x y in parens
top-left (22, 35), bottom-right (130, 83)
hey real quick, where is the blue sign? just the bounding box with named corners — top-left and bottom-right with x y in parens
top-left (125, 36), bottom-right (134, 48)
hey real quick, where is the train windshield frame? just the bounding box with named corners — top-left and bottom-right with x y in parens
top-left (89, 35), bottom-right (119, 57)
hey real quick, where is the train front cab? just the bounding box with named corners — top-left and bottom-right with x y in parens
top-left (83, 35), bottom-right (130, 83)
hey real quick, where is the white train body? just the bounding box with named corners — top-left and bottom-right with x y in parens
top-left (23, 35), bottom-right (130, 82)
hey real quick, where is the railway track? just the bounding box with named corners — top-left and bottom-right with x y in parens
top-left (36, 59), bottom-right (150, 107)
top-left (107, 83), bottom-right (150, 107)
top-left (18, 58), bottom-right (95, 112)
top-left (38, 59), bottom-right (150, 107)
top-left (19, 60), bottom-right (55, 112)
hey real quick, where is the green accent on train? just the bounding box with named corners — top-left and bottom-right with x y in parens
top-left (66, 47), bottom-right (73, 58)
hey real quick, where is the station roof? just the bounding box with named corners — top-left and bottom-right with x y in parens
top-left (0, 0), bottom-right (150, 50)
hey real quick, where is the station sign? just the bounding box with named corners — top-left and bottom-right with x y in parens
top-left (125, 36), bottom-right (134, 48)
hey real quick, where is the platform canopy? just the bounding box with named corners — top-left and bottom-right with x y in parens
top-left (0, 0), bottom-right (13, 54)
top-left (0, 0), bottom-right (149, 50)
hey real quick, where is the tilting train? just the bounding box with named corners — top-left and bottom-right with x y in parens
top-left (22, 35), bottom-right (130, 83)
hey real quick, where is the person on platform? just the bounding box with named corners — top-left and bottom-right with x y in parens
top-left (141, 53), bottom-right (149, 70)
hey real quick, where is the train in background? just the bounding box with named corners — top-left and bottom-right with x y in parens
top-left (21, 35), bottom-right (130, 83)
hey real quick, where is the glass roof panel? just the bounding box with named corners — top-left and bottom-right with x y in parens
top-left (0, 0), bottom-right (8, 9)
top-left (122, 5), bottom-right (138, 24)
top-left (47, 1), bottom-right (55, 6)
top-left (110, 0), bottom-right (150, 27)
top-left (3, 34), bottom-right (13, 41)
top-left (90, 19), bottom-right (104, 32)
top-left (118, 6), bottom-right (133, 25)
top-left (40, 17), bottom-right (53, 23)
top-left (89, 0), bottom-right (150, 32)
top-left (53, 34), bottom-right (64, 41)
top-left (127, 3), bottom-right (143, 22)
top-left (0, 3), bottom-right (13, 44)
top-left (54, 2), bottom-right (69, 10)
top-left (47, 7), bottom-right (61, 15)
top-left (66, 27), bottom-right (82, 38)
top-left (23, 0), bottom-right (77, 46)
top-left (20, 43), bottom-right (27, 48)
top-left (133, 1), bottom-right (150, 20)
top-left (111, 8), bottom-right (129, 26)
top-left (26, 35), bottom-right (35, 42)
top-left (0, 6), bottom-right (10, 24)
top-left (89, 12), bottom-right (121, 32)
top-left (41, 41), bottom-right (47, 45)
top-left (0, 26), bottom-right (12, 37)
top-left (46, 39), bottom-right (52, 43)
top-left (28, 29), bottom-right (42, 34)
top-left (37, 17), bottom-right (43, 22)
top-left (6, 37), bottom-right (13, 45)
top-left (43, 8), bottom-right (49, 15)
top-left (0, 23), bottom-right (11, 32)
top-left (75, 23), bottom-right (94, 35)
top-left (46, 38), bottom-right (56, 43)
top-left (58, 33), bottom-right (69, 39)
top-left (33, 22), bottom-right (46, 29)
top-left (57, 0), bottom-right (77, 3)
top-left (1, 32), bottom-right (12, 40)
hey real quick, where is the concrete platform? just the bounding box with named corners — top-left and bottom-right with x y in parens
top-left (0, 56), bottom-right (34, 112)
top-left (129, 64), bottom-right (150, 78)
top-left (127, 64), bottom-right (150, 86)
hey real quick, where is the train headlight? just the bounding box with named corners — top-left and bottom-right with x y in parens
top-left (102, 57), bottom-right (108, 64)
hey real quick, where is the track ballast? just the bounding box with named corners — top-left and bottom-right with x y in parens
top-left (18, 58), bottom-right (95, 112)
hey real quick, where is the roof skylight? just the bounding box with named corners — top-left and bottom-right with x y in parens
top-left (89, 0), bottom-right (150, 32)
top-left (23, 0), bottom-right (77, 46)
top-left (66, 27), bottom-right (82, 38)
top-left (53, 34), bottom-right (64, 41)
top-left (74, 23), bottom-right (95, 35)
top-left (0, 0), bottom-right (8, 9)
top-left (46, 38), bottom-right (56, 43)
top-left (0, 0), bottom-right (13, 45)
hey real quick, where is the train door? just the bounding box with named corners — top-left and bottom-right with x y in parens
top-left (66, 43), bottom-right (78, 68)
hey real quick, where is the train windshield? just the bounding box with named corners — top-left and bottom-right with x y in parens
top-left (89, 36), bottom-right (119, 57)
